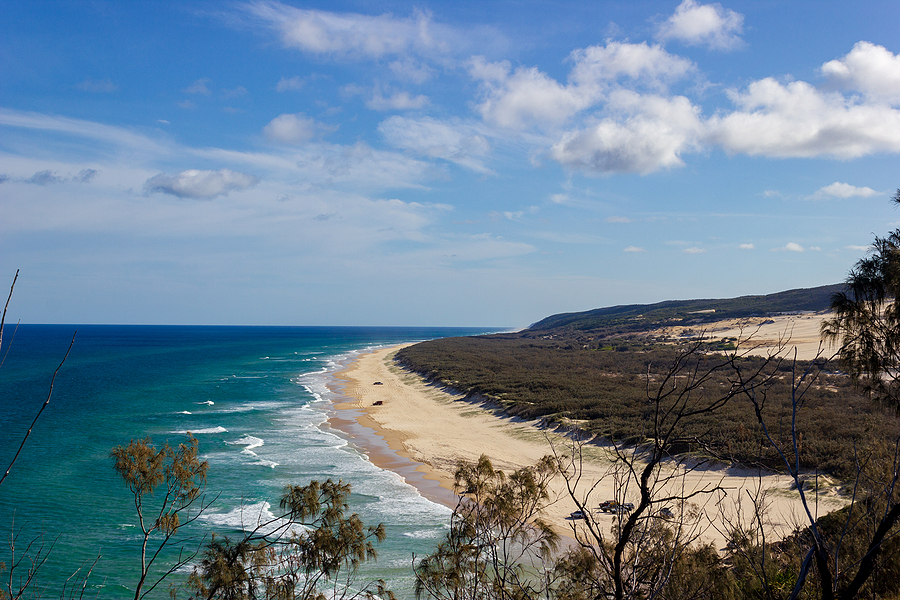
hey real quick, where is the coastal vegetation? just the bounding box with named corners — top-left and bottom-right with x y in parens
top-left (396, 334), bottom-right (888, 479)
top-left (402, 193), bottom-right (900, 599)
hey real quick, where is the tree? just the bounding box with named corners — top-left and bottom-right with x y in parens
top-left (823, 192), bottom-right (900, 408)
top-left (414, 455), bottom-right (559, 600)
top-left (111, 436), bottom-right (211, 600)
top-left (186, 478), bottom-right (393, 600)
top-left (549, 334), bottom-right (777, 600)
top-left (721, 191), bottom-right (900, 600)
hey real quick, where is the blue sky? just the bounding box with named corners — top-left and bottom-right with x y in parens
top-left (3, 1), bottom-right (900, 327)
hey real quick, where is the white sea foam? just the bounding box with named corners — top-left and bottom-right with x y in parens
top-left (174, 426), bottom-right (227, 434)
top-left (177, 411), bottom-right (192, 415)
top-left (227, 435), bottom-right (264, 450)
top-left (198, 400), bottom-right (214, 405)
top-left (201, 501), bottom-right (307, 535)
top-left (403, 529), bottom-right (445, 540)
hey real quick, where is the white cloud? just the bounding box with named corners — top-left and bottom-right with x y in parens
top-left (774, 242), bottom-right (805, 252)
top-left (706, 78), bottom-right (900, 158)
top-left (263, 113), bottom-right (320, 144)
top-left (378, 116), bottom-right (492, 173)
top-left (469, 42), bottom-right (694, 131)
top-left (739, 243), bottom-right (754, 250)
top-left (243, 2), bottom-right (452, 59)
top-left (846, 245), bottom-right (872, 252)
top-left (184, 78), bottom-right (212, 95)
top-left (623, 246), bottom-right (646, 252)
top-left (470, 58), bottom-right (591, 130)
top-left (76, 78), bottom-right (118, 93)
top-left (821, 42), bottom-right (900, 104)
top-left (606, 216), bottom-right (632, 223)
top-left (145, 169), bottom-right (259, 199)
top-left (366, 90), bottom-right (430, 111)
top-left (550, 92), bottom-right (703, 174)
top-left (276, 76), bottom-right (304, 92)
top-left (655, 0), bottom-right (744, 51)
top-left (812, 181), bottom-right (880, 199)
top-left (568, 41), bottom-right (695, 90)
top-left (683, 246), bottom-right (706, 254)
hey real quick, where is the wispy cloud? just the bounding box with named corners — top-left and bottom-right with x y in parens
top-left (184, 78), bottom-right (212, 95)
top-left (76, 78), bottom-right (118, 93)
top-left (276, 76), bottom-right (304, 92)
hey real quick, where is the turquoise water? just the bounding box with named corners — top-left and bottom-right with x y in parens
top-left (0, 325), bottom-right (499, 599)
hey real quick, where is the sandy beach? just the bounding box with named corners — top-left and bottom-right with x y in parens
top-left (329, 324), bottom-right (844, 549)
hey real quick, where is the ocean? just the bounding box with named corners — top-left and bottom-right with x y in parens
top-left (0, 325), bottom-right (500, 599)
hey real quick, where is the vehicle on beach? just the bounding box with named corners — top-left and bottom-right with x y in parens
top-left (599, 500), bottom-right (634, 513)
top-left (570, 510), bottom-right (587, 519)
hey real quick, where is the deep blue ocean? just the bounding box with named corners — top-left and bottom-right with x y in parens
top-left (0, 325), bottom-right (500, 599)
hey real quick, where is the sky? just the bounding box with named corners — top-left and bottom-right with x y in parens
top-left (2, 0), bottom-right (900, 327)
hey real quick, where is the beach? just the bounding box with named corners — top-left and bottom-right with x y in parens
top-left (330, 331), bottom-right (845, 550)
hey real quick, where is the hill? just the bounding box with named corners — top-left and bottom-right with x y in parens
top-left (526, 283), bottom-right (843, 337)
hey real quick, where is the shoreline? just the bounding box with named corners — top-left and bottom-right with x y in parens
top-left (327, 344), bottom-right (460, 509)
top-left (327, 342), bottom-right (846, 547)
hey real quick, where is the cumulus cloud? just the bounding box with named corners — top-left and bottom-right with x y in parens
top-left (655, 0), bottom-right (744, 51)
top-left (470, 58), bottom-right (591, 130)
top-left (76, 78), bottom-right (118, 93)
top-left (263, 113), bottom-right (321, 144)
top-left (739, 243), bottom-right (754, 250)
top-left (145, 169), bottom-right (259, 199)
top-left (569, 41), bottom-right (696, 90)
top-left (469, 42), bottom-right (694, 131)
top-left (550, 92), bottom-right (703, 174)
top-left (243, 2), bottom-right (453, 59)
top-left (706, 78), bottom-right (900, 158)
top-left (683, 246), bottom-right (706, 254)
top-left (378, 116), bottom-right (492, 173)
top-left (366, 90), bottom-right (430, 111)
top-left (623, 246), bottom-right (646, 252)
top-left (811, 182), bottom-right (880, 199)
top-left (821, 42), bottom-right (900, 104)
